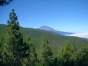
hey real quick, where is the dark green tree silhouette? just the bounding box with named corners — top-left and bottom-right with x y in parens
top-left (58, 40), bottom-right (78, 66)
top-left (0, 0), bottom-right (13, 6)
top-left (0, 33), bottom-right (12, 66)
top-left (5, 9), bottom-right (24, 66)
top-left (40, 34), bottom-right (53, 66)
top-left (22, 35), bottom-right (37, 66)
top-left (0, 34), bottom-right (4, 65)
top-left (77, 43), bottom-right (88, 66)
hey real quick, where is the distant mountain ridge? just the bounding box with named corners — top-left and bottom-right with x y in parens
top-left (39, 25), bottom-right (74, 35)
top-left (0, 24), bottom-right (88, 39)
top-left (39, 25), bottom-right (88, 39)
top-left (39, 25), bottom-right (55, 31)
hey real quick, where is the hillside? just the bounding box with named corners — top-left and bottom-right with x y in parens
top-left (0, 24), bottom-right (88, 55)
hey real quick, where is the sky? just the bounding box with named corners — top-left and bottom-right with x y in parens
top-left (0, 0), bottom-right (88, 33)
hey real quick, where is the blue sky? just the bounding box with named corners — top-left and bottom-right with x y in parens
top-left (0, 0), bottom-right (88, 33)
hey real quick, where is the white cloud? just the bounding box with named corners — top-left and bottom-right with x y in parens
top-left (67, 33), bottom-right (88, 39)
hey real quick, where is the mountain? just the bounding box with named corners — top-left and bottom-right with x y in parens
top-left (39, 25), bottom-right (74, 35)
top-left (0, 24), bottom-right (88, 55)
top-left (39, 25), bottom-right (88, 39)
top-left (39, 25), bottom-right (55, 31)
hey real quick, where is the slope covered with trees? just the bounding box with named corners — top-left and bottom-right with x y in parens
top-left (0, 9), bottom-right (88, 66)
top-left (0, 23), bottom-right (88, 55)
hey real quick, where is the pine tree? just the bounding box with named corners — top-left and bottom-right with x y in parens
top-left (0, 35), bottom-right (4, 65)
top-left (41, 34), bottom-right (53, 66)
top-left (77, 43), bottom-right (88, 66)
top-left (70, 41), bottom-right (78, 66)
top-left (23, 35), bottom-right (37, 66)
top-left (58, 40), bottom-right (72, 66)
top-left (5, 9), bottom-right (24, 66)
top-left (0, 33), bottom-right (11, 66)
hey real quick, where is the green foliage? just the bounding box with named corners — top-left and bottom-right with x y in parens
top-left (0, 9), bottom-right (35, 66)
top-left (5, 9), bottom-right (24, 66)
top-left (77, 44), bottom-right (88, 66)
top-left (0, 9), bottom-right (88, 66)
top-left (40, 34), bottom-right (53, 66)
top-left (58, 40), bottom-right (78, 66)
top-left (0, 24), bottom-right (88, 57)
top-left (24, 35), bottom-right (37, 66)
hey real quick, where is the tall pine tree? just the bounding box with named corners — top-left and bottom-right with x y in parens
top-left (23, 35), bottom-right (37, 66)
top-left (40, 34), bottom-right (53, 66)
top-left (5, 9), bottom-right (24, 66)
top-left (77, 43), bottom-right (88, 66)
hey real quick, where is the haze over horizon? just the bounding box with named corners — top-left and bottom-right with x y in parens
top-left (0, 0), bottom-right (88, 33)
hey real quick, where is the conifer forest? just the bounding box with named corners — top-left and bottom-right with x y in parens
top-left (0, 9), bottom-right (88, 66)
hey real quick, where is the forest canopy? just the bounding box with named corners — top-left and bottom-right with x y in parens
top-left (0, 9), bottom-right (88, 66)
